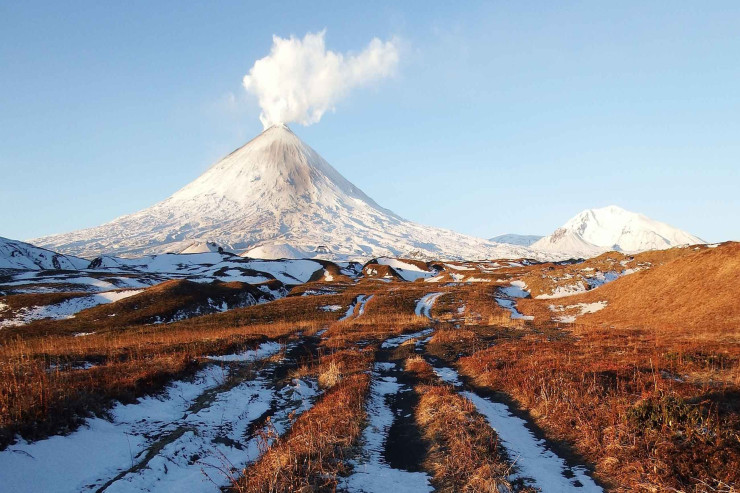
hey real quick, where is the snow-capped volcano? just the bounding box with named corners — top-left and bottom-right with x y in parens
top-left (531, 205), bottom-right (704, 257)
top-left (33, 124), bottom-right (532, 261)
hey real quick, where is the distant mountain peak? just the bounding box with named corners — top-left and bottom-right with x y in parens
top-left (532, 205), bottom-right (704, 256)
top-left (489, 234), bottom-right (543, 247)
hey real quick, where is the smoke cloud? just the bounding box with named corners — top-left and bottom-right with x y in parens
top-left (243, 30), bottom-right (399, 129)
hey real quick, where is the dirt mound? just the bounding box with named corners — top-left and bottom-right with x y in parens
top-left (361, 262), bottom-right (404, 281)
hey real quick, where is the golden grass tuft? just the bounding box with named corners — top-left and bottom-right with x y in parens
top-left (414, 380), bottom-right (516, 492)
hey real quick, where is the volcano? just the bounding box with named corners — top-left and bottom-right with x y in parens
top-left (34, 124), bottom-right (531, 260)
top-left (531, 205), bottom-right (704, 257)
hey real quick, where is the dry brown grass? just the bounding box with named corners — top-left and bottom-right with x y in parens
top-left (574, 242), bottom-right (740, 335)
top-left (232, 348), bottom-right (373, 492)
top-left (517, 246), bottom-right (702, 299)
top-left (458, 325), bottom-right (740, 492)
top-left (405, 355), bottom-right (437, 383)
top-left (409, 358), bottom-right (517, 493)
top-left (0, 291), bottom-right (345, 448)
top-left (321, 285), bottom-right (440, 346)
top-left (314, 347), bottom-right (371, 389)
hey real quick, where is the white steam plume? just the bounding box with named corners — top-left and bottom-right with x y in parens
top-left (243, 30), bottom-right (399, 129)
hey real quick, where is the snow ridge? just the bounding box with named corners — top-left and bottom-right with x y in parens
top-left (0, 236), bottom-right (89, 271)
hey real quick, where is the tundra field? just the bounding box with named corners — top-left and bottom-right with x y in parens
top-left (0, 243), bottom-right (738, 492)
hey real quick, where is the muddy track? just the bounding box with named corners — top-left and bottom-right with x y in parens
top-left (340, 329), bottom-right (435, 492)
top-left (421, 353), bottom-right (604, 492)
top-left (339, 294), bottom-right (372, 321)
top-left (415, 292), bottom-right (444, 319)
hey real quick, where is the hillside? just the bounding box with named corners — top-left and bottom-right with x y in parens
top-left (555, 242), bottom-right (739, 333)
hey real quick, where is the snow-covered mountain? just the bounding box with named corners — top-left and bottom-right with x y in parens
top-left (33, 124), bottom-right (534, 261)
top-left (531, 205), bottom-right (704, 257)
top-left (489, 234), bottom-right (543, 247)
top-left (0, 236), bottom-right (89, 270)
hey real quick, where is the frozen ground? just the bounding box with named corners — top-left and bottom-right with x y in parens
top-left (0, 341), bottom-right (321, 493)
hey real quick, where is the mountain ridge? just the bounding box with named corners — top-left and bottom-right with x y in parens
top-left (0, 236), bottom-right (89, 270)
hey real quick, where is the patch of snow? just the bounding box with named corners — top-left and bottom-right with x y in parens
top-left (357, 295), bottom-right (373, 316)
top-left (0, 236), bottom-right (88, 270)
top-left (414, 293), bottom-right (443, 319)
top-left (585, 271), bottom-right (619, 289)
top-left (319, 304), bottom-right (342, 312)
top-left (550, 301), bottom-right (608, 323)
top-left (423, 275), bottom-right (444, 283)
top-left (207, 341), bottom-right (282, 362)
top-left (381, 329), bottom-right (434, 349)
top-left (499, 281), bottom-right (530, 299)
top-left (0, 364), bottom-right (228, 492)
top-left (243, 242), bottom-right (312, 260)
top-left (464, 277), bottom-right (491, 283)
top-left (0, 341), bottom-right (307, 493)
top-left (535, 282), bottom-right (588, 299)
top-left (376, 258), bottom-right (435, 282)
top-left (339, 294), bottom-right (371, 321)
top-left (495, 298), bottom-right (534, 321)
top-left (0, 290), bottom-right (142, 328)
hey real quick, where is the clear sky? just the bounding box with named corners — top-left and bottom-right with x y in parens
top-left (2, 1), bottom-right (738, 243)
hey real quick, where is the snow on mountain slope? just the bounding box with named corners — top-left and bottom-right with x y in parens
top-left (489, 234), bottom-right (543, 247)
top-left (89, 252), bottom-right (324, 285)
top-left (532, 206), bottom-right (704, 257)
top-left (243, 243), bottom-right (311, 260)
top-left (33, 124), bottom-right (535, 261)
top-left (0, 236), bottom-right (89, 270)
top-left (179, 242), bottom-right (223, 254)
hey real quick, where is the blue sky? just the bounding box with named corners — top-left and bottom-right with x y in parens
top-left (1, 1), bottom-right (738, 243)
